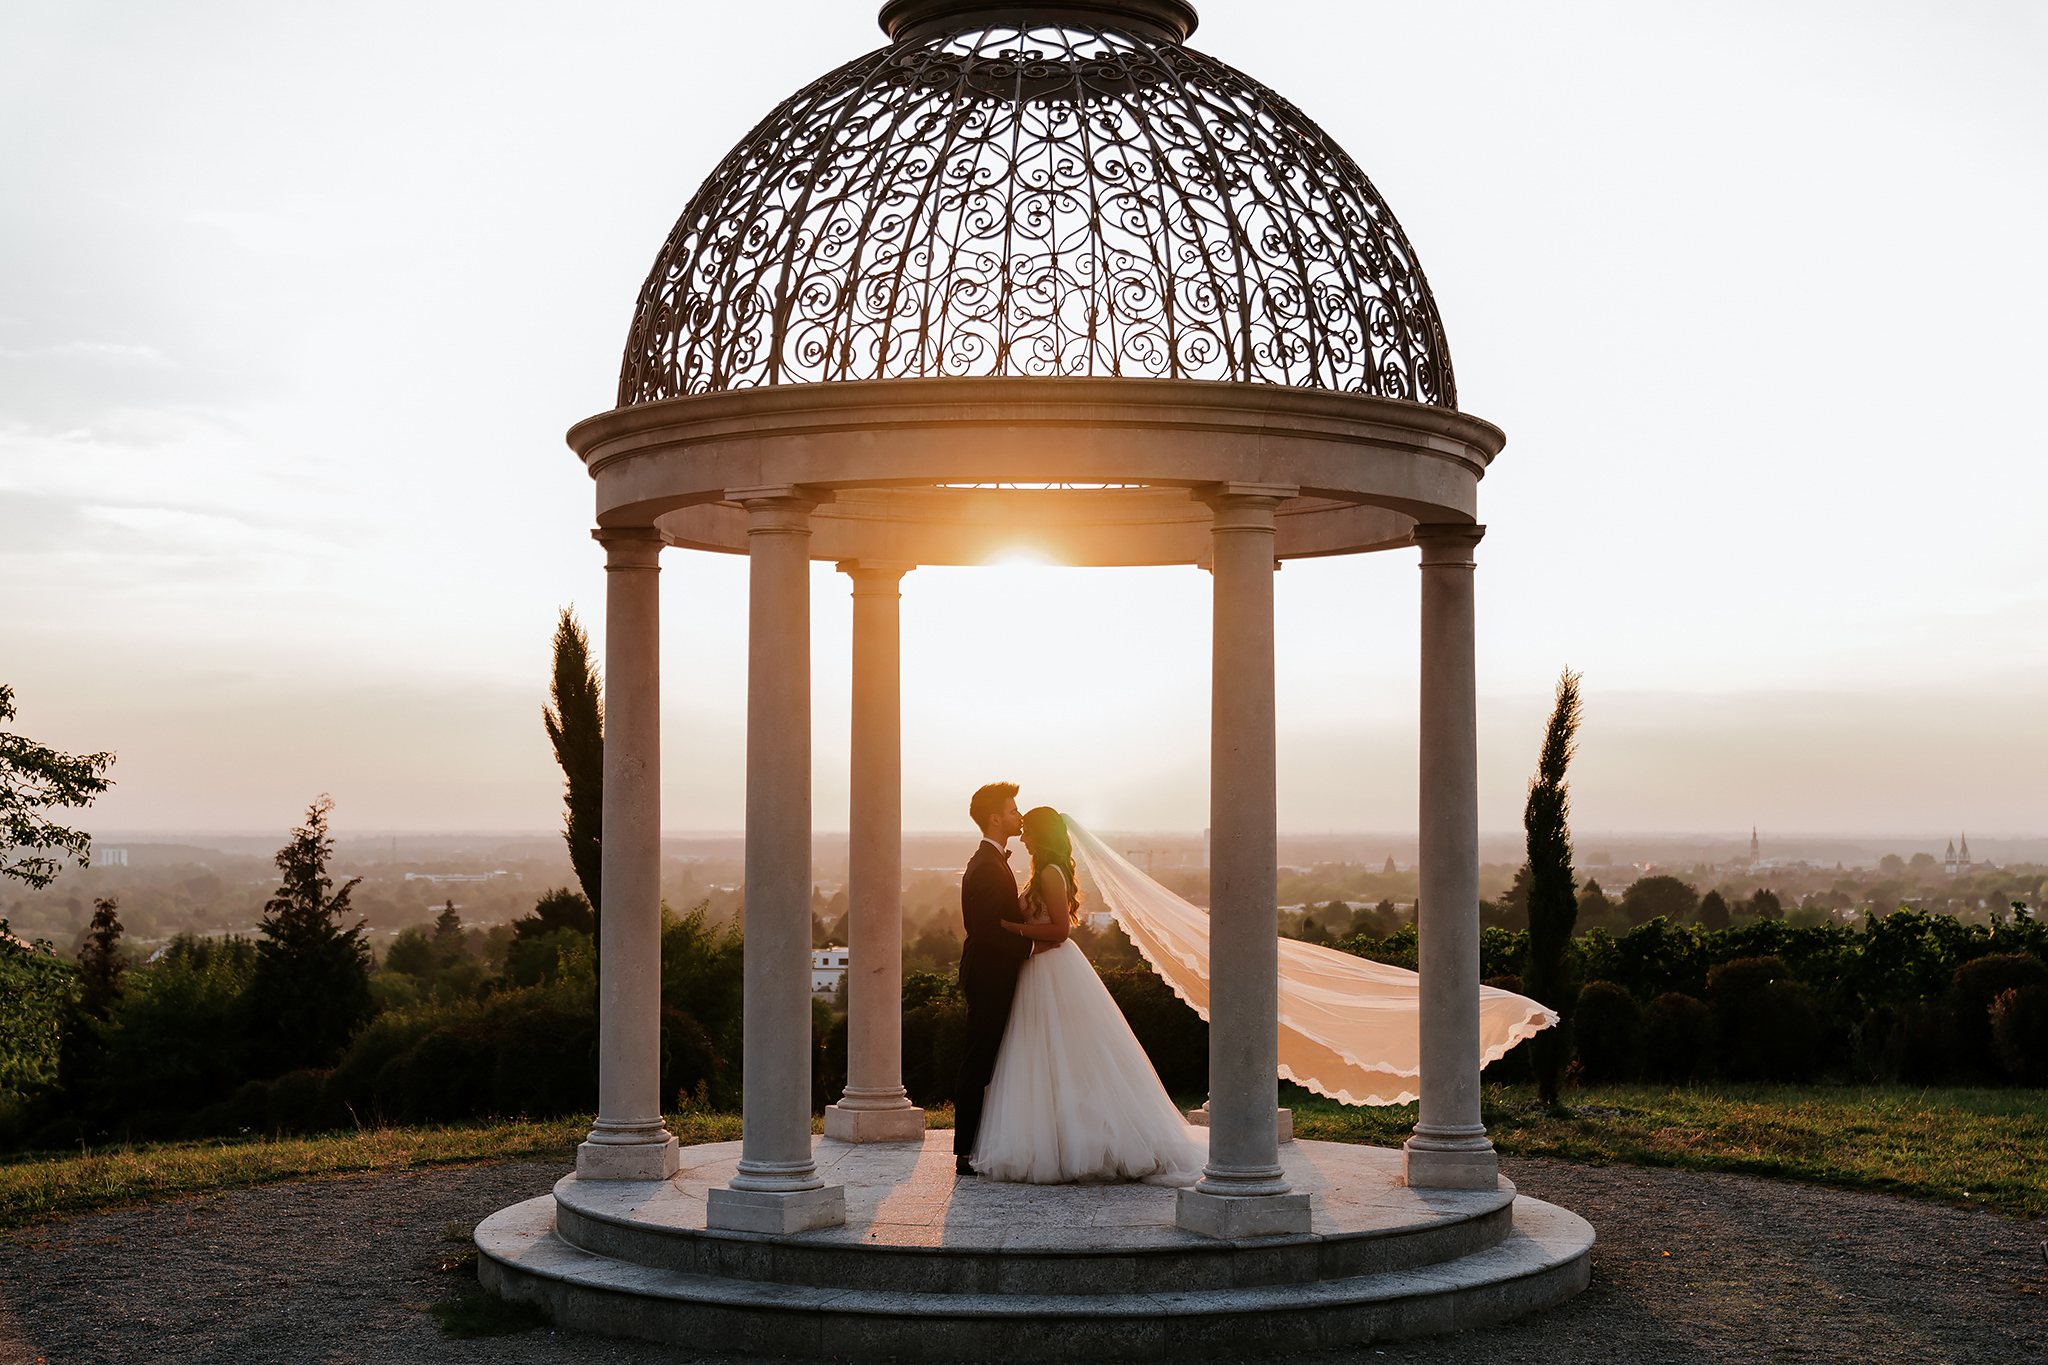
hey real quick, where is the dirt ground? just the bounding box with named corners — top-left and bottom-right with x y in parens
top-left (1, 1156), bottom-right (2041, 1364)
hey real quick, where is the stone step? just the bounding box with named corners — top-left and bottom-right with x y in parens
top-left (477, 1193), bottom-right (1594, 1359)
top-left (544, 1135), bottom-right (1519, 1297)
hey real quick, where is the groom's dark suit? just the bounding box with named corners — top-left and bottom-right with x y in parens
top-left (954, 838), bottom-right (1032, 1160)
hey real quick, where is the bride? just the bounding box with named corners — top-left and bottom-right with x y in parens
top-left (970, 806), bottom-right (1206, 1185)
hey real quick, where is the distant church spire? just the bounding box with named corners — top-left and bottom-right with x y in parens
top-left (1750, 826), bottom-right (1759, 866)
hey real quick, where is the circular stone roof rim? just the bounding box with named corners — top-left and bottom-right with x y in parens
top-left (570, 376), bottom-right (1506, 471)
top-left (877, 0), bottom-right (1199, 41)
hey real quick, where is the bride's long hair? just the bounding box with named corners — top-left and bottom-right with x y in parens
top-left (1021, 806), bottom-right (1082, 925)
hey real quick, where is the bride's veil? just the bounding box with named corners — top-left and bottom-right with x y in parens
top-left (1067, 819), bottom-right (1557, 1107)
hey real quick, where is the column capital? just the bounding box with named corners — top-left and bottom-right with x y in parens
top-left (835, 560), bottom-right (916, 594)
top-left (729, 485), bottom-right (832, 536)
top-left (591, 525), bottom-right (664, 569)
top-left (1413, 522), bottom-right (1486, 566)
top-left (1197, 482), bottom-right (1297, 524)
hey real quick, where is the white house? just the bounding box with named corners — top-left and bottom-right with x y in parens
top-left (812, 946), bottom-right (850, 994)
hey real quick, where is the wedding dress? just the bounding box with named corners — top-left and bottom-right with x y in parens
top-left (971, 883), bottom-right (1208, 1186)
top-left (1067, 821), bottom-right (1557, 1107)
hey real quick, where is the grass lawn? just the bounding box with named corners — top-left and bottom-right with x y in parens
top-left (4, 1086), bottom-right (2041, 1230)
top-left (1286, 1082), bottom-right (2048, 1221)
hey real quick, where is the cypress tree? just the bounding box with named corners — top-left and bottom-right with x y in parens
top-left (242, 796), bottom-right (371, 1075)
top-left (1522, 669), bottom-right (1583, 1107)
top-left (544, 608), bottom-right (603, 959)
top-left (76, 897), bottom-right (126, 1020)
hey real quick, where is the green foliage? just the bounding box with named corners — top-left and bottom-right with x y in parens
top-left (1697, 889), bottom-right (1731, 931)
top-left (74, 898), bottom-right (125, 1021)
top-left (502, 926), bottom-right (586, 988)
top-left (1621, 875), bottom-right (1700, 926)
top-left (1524, 669), bottom-right (1582, 1104)
top-left (0, 684), bottom-right (115, 890)
top-left (1572, 981), bottom-right (1642, 1084)
top-left (1989, 985), bottom-right (2048, 1083)
top-left (383, 926), bottom-right (437, 979)
top-left (1640, 992), bottom-right (1714, 1082)
top-left (94, 936), bottom-right (257, 1130)
top-left (513, 887), bottom-right (593, 940)
top-left (241, 797), bottom-right (373, 1076)
top-left (543, 608), bottom-right (603, 924)
top-left (1705, 956), bottom-right (1820, 1081)
top-left (0, 921), bottom-right (75, 1099)
top-left (659, 901), bottom-right (743, 1106)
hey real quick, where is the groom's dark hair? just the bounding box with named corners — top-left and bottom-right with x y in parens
top-left (969, 782), bottom-right (1020, 834)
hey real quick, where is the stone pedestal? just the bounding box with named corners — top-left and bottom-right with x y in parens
top-left (1403, 524), bottom-right (1499, 1191)
top-left (1185, 1103), bottom-right (1293, 1144)
top-left (578, 527), bottom-right (681, 1182)
top-left (824, 560), bottom-right (925, 1146)
top-left (1175, 1187), bottom-right (1315, 1240)
top-left (705, 1184), bottom-right (849, 1236)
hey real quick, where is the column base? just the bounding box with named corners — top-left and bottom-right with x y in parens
top-left (823, 1104), bottom-right (926, 1143)
top-left (1184, 1104), bottom-right (1293, 1144)
top-left (1175, 1188), bottom-right (1312, 1239)
top-left (576, 1136), bottom-right (680, 1181)
top-left (1402, 1140), bottom-right (1500, 1189)
top-left (706, 1184), bottom-right (847, 1234)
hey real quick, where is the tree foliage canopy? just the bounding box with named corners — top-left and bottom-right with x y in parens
top-left (0, 684), bottom-right (115, 890)
top-left (1523, 668), bottom-right (1583, 1104)
top-left (544, 608), bottom-right (603, 918)
top-left (241, 796), bottom-right (372, 1075)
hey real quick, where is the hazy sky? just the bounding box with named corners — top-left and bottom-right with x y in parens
top-left (3, 1), bottom-right (2043, 838)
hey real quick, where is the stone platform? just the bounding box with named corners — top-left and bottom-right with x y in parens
top-left (476, 1133), bottom-right (1592, 1358)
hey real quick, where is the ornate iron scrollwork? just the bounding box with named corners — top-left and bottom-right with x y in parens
top-left (619, 21), bottom-right (1456, 408)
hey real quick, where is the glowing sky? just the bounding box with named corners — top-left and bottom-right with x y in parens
top-left (3, 1), bottom-right (2043, 837)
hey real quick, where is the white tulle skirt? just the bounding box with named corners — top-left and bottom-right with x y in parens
top-left (972, 939), bottom-right (1208, 1186)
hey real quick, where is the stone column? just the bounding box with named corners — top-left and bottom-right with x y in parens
top-left (707, 487), bottom-right (846, 1234)
top-left (577, 527), bottom-right (680, 1181)
top-left (1178, 484), bottom-right (1311, 1239)
top-left (1404, 523), bottom-right (1499, 1189)
top-left (824, 562), bottom-right (925, 1143)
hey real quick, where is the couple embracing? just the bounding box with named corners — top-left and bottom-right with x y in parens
top-left (950, 782), bottom-right (1205, 1185)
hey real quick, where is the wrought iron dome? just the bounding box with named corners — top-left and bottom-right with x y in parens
top-left (618, 0), bottom-right (1458, 409)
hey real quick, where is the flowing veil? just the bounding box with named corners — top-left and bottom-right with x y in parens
top-left (1068, 820), bottom-right (1558, 1107)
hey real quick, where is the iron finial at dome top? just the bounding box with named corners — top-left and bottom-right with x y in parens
top-left (878, 0), bottom-right (1198, 42)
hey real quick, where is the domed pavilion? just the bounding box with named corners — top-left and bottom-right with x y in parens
top-left (479, 2), bottom-right (1589, 1351)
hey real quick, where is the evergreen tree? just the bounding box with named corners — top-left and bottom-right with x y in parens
top-left (1698, 888), bottom-right (1732, 931)
top-left (0, 684), bottom-right (115, 890)
top-left (76, 897), bottom-right (126, 1020)
top-left (544, 607), bottom-right (603, 960)
top-left (433, 899), bottom-right (465, 966)
top-left (241, 796), bottom-right (372, 1075)
top-left (1522, 669), bottom-right (1583, 1107)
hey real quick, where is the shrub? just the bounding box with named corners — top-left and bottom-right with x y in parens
top-left (901, 990), bottom-right (968, 1108)
top-left (1572, 981), bottom-right (1643, 1084)
top-left (503, 928), bottom-right (585, 989)
top-left (1990, 985), bottom-right (2048, 1084)
top-left (488, 1003), bottom-right (598, 1118)
top-left (401, 1025), bottom-right (500, 1122)
top-left (1706, 956), bottom-right (1819, 1081)
top-left (1948, 954), bottom-right (2048, 1079)
top-left (1621, 875), bottom-right (1698, 927)
top-left (1641, 992), bottom-right (1714, 1083)
top-left (265, 1067), bottom-right (335, 1135)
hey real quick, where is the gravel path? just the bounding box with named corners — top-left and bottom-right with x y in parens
top-left (0, 1157), bottom-right (2041, 1364)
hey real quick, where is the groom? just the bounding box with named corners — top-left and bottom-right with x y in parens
top-left (953, 780), bottom-right (1030, 1175)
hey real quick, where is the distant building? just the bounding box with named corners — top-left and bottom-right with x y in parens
top-left (1083, 911), bottom-right (1114, 931)
top-left (95, 847), bottom-right (128, 867)
top-left (1749, 827), bottom-right (1760, 867)
top-left (1945, 835), bottom-right (1973, 878)
top-left (812, 946), bottom-right (849, 994)
top-left (404, 871), bottom-right (514, 883)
